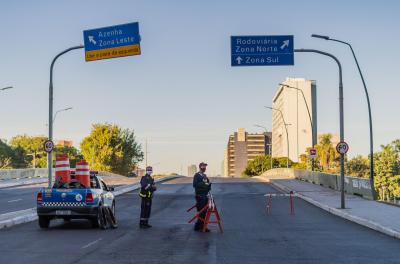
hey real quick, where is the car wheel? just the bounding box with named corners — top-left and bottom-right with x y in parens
top-left (38, 216), bottom-right (50, 229)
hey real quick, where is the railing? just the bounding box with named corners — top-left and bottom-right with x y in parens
top-left (260, 168), bottom-right (374, 200)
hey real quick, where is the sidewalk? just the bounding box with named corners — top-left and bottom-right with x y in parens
top-left (268, 178), bottom-right (400, 239)
top-left (0, 177), bottom-right (48, 189)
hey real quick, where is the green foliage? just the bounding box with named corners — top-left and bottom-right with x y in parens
top-left (9, 135), bottom-right (48, 168)
top-left (0, 139), bottom-right (14, 168)
top-left (54, 145), bottom-right (83, 168)
top-left (80, 123), bottom-right (143, 175)
top-left (242, 155), bottom-right (295, 176)
top-left (346, 155), bottom-right (369, 177)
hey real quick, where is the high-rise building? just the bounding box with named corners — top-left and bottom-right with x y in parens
top-left (187, 164), bottom-right (197, 177)
top-left (271, 77), bottom-right (317, 162)
top-left (224, 128), bottom-right (272, 177)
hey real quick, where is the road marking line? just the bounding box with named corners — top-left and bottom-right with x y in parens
top-left (81, 238), bottom-right (102, 249)
top-left (7, 199), bottom-right (22, 203)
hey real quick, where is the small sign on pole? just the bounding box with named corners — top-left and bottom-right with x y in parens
top-left (336, 141), bottom-right (349, 155)
top-left (309, 148), bottom-right (317, 159)
top-left (44, 140), bottom-right (54, 153)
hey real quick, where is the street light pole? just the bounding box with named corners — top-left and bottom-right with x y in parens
top-left (311, 34), bottom-right (375, 200)
top-left (53, 107), bottom-right (73, 124)
top-left (265, 106), bottom-right (290, 168)
top-left (254, 124), bottom-right (273, 171)
top-left (280, 83), bottom-right (315, 171)
top-left (0, 86), bottom-right (13, 91)
top-left (294, 48), bottom-right (345, 209)
top-left (48, 45), bottom-right (84, 188)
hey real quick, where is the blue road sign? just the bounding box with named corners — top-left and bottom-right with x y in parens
top-left (83, 22), bottom-right (141, 61)
top-left (231, 35), bottom-right (294, 66)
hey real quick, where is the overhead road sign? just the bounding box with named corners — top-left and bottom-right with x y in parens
top-left (231, 35), bottom-right (294, 66)
top-left (83, 22), bottom-right (141, 62)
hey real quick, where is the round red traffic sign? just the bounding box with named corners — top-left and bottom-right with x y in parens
top-left (336, 141), bottom-right (349, 155)
top-left (44, 140), bottom-right (54, 153)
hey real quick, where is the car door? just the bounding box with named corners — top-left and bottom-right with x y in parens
top-left (100, 180), bottom-right (114, 208)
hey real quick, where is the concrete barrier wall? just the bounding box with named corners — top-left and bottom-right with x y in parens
top-left (0, 169), bottom-right (51, 181)
top-left (260, 168), bottom-right (373, 199)
top-left (0, 169), bottom-right (121, 181)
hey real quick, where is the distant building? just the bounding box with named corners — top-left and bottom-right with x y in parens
top-left (187, 164), bottom-right (197, 177)
top-left (271, 77), bottom-right (317, 162)
top-left (224, 128), bottom-right (272, 177)
top-left (57, 140), bottom-right (73, 147)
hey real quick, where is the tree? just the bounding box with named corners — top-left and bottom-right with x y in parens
top-left (0, 139), bottom-right (14, 169)
top-left (314, 134), bottom-right (340, 173)
top-left (54, 145), bottom-right (83, 168)
top-left (242, 155), bottom-right (295, 176)
top-left (80, 123), bottom-right (143, 175)
top-left (9, 135), bottom-right (48, 168)
top-left (374, 144), bottom-right (400, 200)
top-left (346, 155), bottom-right (369, 177)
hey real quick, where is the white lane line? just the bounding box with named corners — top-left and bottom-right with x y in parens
top-left (81, 238), bottom-right (102, 249)
top-left (7, 199), bottom-right (22, 203)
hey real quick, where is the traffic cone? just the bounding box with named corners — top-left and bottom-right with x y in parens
top-left (55, 154), bottom-right (71, 184)
top-left (76, 160), bottom-right (90, 187)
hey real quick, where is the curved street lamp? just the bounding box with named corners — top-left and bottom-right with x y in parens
top-left (254, 124), bottom-right (273, 170)
top-left (265, 106), bottom-right (290, 168)
top-left (311, 34), bottom-right (375, 200)
top-left (1, 86), bottom-right (13, 91)
top-left (53, 107), bottom-right (73, 123)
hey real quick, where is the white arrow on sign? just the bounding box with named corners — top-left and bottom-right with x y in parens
top-left (88, 36), bottom-right (97, 45)
top-left (236, 56), bottom-right (243, 65)
top-left (280, 40), bottom-right (289, 50)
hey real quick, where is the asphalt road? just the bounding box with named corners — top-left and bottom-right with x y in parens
top-left (0, 177), bottom-right (399, 264)
top-left (0, 184), bottom-right (46, 214)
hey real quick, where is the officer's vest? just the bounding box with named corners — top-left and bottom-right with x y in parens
top-left (139, 189), bottom-right (153, 198)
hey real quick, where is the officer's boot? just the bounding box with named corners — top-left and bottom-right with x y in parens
top-left (139, 220), bottom-right (146, 228)
top-left (144, 220), bottom-right (152, 228)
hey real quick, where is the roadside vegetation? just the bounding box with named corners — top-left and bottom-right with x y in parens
top-left (0, 123), bottom-right (143, 176)
top-left (243, 133), bottom-right (400, 200)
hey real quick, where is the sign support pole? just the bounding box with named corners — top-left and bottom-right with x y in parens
top-left (294, 48), bottom-right (345, 209)
top-left (48, 45), bottom-right (84, 188)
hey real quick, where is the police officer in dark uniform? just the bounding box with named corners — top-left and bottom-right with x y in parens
top-left (139, 166), bottom-right (156, 228)
top-left (193, 162), bottom-right (211, 232)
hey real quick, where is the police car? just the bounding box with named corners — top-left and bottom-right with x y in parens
top-left (36, 172), bottom-right (115, 229)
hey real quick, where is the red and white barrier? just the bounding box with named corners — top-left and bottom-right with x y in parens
top-left (265, 191), bottom-right (296, 215)
top-left (75, 160), bottom-right (90, 187)
top-left (55, 154), bottom-right (71, 184)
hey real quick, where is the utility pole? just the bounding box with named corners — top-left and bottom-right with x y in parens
top-left (145, 139), bottom-right (148, 167)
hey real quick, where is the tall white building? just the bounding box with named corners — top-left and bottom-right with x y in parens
top-left (271, 78), bottom-right (317, 162)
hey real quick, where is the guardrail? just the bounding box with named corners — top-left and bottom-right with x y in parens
top-left (0, 169), bottom-right (50, 181)
top-left (0, 169), bottom-right (123, 181)
top-left (260, 168), bottom-right (373, 199)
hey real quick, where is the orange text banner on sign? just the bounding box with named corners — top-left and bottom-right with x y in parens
top-left (85, 44), bottom-right (141, 62)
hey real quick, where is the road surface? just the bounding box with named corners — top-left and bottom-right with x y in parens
top-left (0, 177), bottom-right (399, 264)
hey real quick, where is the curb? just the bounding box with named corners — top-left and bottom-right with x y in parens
top-left (0, 176), bottom-right (180, 230)
top-left (270, 180), bottom-right (400, 240)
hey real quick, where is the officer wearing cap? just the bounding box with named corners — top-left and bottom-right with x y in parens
top-left (193, 162), bottom-right (212, 232)
top-left (139, 166), bottom-right (157, 228)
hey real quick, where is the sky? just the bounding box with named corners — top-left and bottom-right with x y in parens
top-left (1, 0), bottom-right (399, 175)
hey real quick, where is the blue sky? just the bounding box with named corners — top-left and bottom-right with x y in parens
top-left (1, 0), bottom-right (399, 175)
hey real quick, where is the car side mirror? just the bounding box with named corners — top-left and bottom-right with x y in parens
top-left (109, 186), bottom-right (115, 192)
